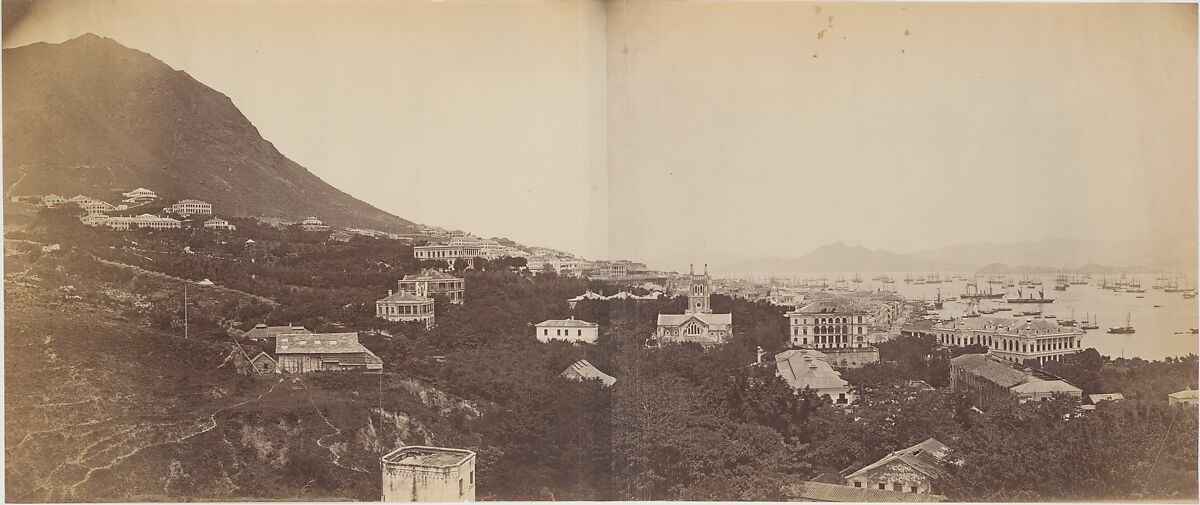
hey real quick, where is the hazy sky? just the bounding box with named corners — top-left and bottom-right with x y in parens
top-left (4, 1), bottom-right (1196, 269)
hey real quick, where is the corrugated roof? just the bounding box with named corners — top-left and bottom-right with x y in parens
top-left (781, 481), bottom-right (947, 502)
top-left (245, 324), bottom-right (310, 340)
top-left (537, 318), bottom-right (598, 328)
top-left (276, 333), bottom-right (372, 355)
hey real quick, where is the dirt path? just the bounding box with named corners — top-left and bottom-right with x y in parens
top-left (297, 378), bottom-right (371, 475)
top-left (93, 257), bottom-right (277, 306)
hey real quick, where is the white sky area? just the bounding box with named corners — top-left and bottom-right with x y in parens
top-left (4, 0), bottom-right (1196, 268)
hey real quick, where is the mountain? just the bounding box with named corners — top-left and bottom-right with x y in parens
top-left (911, 233), bottom-right (1197, 274)
top-left (3, 34), bottom-right (417, 233)
top-left (714, 242), bottom-right (967, 274)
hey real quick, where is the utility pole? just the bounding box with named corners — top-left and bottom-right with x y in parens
top-left (184, 282), bottom-right (189, 339)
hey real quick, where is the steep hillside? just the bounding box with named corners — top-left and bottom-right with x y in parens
top-left (2, 34), bottom-right (416, 233)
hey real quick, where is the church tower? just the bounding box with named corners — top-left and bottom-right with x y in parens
top-left (686, 263), bottom-right (712, 314)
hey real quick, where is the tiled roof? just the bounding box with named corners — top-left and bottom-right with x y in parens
top-left (376, 291), bottom-right (434, 304)
top-left (935, 316), bottom-right (1076, 335)
top-left (781, 481), bottom-right (948, 502)
top-left (656, 312), bottom-right (732, 327)
top-left (276, 332), bottom-right (374, 355)
top-left (537, 318), bottom-right (598, 328)
top-left (775, 349), bottom-right (849, 390)
top-left (560, 359), bottom-right (616, 386)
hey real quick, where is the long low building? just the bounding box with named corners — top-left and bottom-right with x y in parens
top-left (274, 333), bottom-right (383, 373)
top-left (931, 317), bottom-right (1084, 365)
top-left (536, 318), bottom-right (599, 344)
top-left (775, 349), bottom-right (854, 404)
top-left (950, 353), bottom-right (1082, 408)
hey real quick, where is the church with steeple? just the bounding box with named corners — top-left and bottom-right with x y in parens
top-left (654, 263), bottom-right (733, 347)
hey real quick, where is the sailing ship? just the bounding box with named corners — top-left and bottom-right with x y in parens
top-left (1079, 313), bottom-right (1099, 330)
top-left (1107, 313), bottom-right (1135, 334)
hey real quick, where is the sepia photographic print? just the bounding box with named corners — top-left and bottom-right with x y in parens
top-left (2, 0), bottom-right (1198, 502)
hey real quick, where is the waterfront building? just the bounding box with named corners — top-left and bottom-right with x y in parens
top-left (414, 243), bottom-right (482, 268)
top-left (950, 353), bottom-right (1082, 408)
top-left (775, 349), bottom-right (854, 404)
top-left (163, 199), bottom-right (213, 217)
top-left (536, 318), bottom-right (599, 344)
top-left (274, 332), bottom-right (383, 373)
top-left (381, 446), bottom-right (476, 502)
top-left (375, 290), bottom-right (436, 328)
top-left (1168, 388), bottom-right (1199, 406)
top-left (559, 359), bottom-right (616, 386)
top-left (931, 317), bottom-right (1083, 365)
top-left (655, 264), bottom-right (732, 347)
top-left (300, 216), bottom-right (330, 231)
top-left (844, 438), bottom-right (955, 495)
top-left (203, 218), bottom-right (237, 231)
top-left (786, 301), bottom-right (870, 349)
top-left (398, 269), bottom-right (465, 304)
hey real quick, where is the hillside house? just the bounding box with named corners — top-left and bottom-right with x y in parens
top-left (950, 353), bottom-right (1082, 408)
top-left (398, 269), bottom-right (465, 304)
top-left (203, 218), bottom-right (236, 231)
top-left (121, 187), bottom-right (158, 203)
top-left (1169, 388), bottom-right (1199, 406)
top-left (164, 199), bottom-right (213, 217)
top-left (775, 349), bottom-right (854, 404)
top-left (559, 359), bottom-right (616, 386)
top-left (327, 230), bottom-right (352, 242)
top-left (301, 217), bottom-right (330, 232)
top-left (41, 194), bottom-right (67, 207)
top-left (274, 333), bottom-right (383, 373)
top-left (844, 438), bottom-right (956, 495)
top-left (375, 290), bottom-right (436, 328)
top-left (80, 213), bottom-right (110, 226)
top-left (103, 214), bottom-right (182, 231)
top-left (536, 318), bottom-right (599, 344)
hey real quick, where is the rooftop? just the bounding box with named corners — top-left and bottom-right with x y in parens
top-left (935, 316), bottom-right (1078, 335)
top-left (1169, 388), bottom-right (1199, 400)
top-left (537, 318), bottom-right (598, 328)
top-left (401, 269), bottom-right (462, 282)
top-left (560, 359), bottom-right (616, 386)
top-left (377, 291), bottom-right (434, 304)
top-left (381, 446), bottom-right (475, 468)
top-left (790, 301), bottom-right (861, 315)
top-left (775, 349), bottom-right (849, 390)
top-left (276, 332), bottom-right (371, 355)
top-left (656, 312), bottom-right (732, 327)
top-left (951, 353), bottom-right (1080, 392)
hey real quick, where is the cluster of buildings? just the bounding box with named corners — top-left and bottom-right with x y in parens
top-left (375, 269), bottom-right (467, 328)
top-left (38, 189), bottom-right (238, 232)
top-left (565, 289), bottom-right (663, 308)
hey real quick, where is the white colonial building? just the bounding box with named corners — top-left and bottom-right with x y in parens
top-left (933, 317), bottom-right (1084, 365)
top-left (654, 264), bottom-right (732, 347)
top-left (121, 187), bottom-right (158, 203)
top-left (301, 217), bottom-right (330, 231)
top-left (375, 290), bottom-right (436, 328)
top-left (203, 218), bottom-right (237, 231)
top-left (41, 194), bottom-right (67, 207)
top-left (104, 214), bottom-right (182, 230)
top-left (536, 317), bottom-right (600, 344)
top-left (786, 301), bottom-right (870, 349)
top-left (414, 243), bottom-right (483, 268)
top-left (164, 199), bottom-right (213, 217)
top-left (398, 269), bottom-right (465, 304)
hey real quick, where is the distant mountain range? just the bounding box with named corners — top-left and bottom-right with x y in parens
top-left (713, 242), bottom-right (968, 273)
top-left (3, 34), bottom-right (418, 233)
top-left (716, 234), bottom-right (1197, 275)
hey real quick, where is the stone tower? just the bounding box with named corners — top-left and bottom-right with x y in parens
top-left (686, 263), bottom-right (712, 314)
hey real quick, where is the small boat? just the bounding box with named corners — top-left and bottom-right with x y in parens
top-left (1190, 329), bottom-right (1199, 334)
top-left (1136, 295), bottom-right (1145, 299)
top-left (1045, 314), bottom-right (1057, 319)
top-left (1154, 304), bottom-right (1162, 308)
top-left (1080, 313), bottom-right (1099, 330)
top-left (1185, 292), bottom-right (1197, 299)
top-left (1107, 313), bottom-right (1135, 334)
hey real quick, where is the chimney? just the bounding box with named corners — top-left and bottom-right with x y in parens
top-left (756, 346), bottom-right (765, 365)
top-left (388, 289), bottom-right (393, 296)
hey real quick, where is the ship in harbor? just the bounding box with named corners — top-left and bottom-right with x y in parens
top-left (1107, 313), bottom-right (1135, 334)
top-left (1007, 288), bottom-right (1055, 304)
top-left (962, 283), bottom-right (1005, 300)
